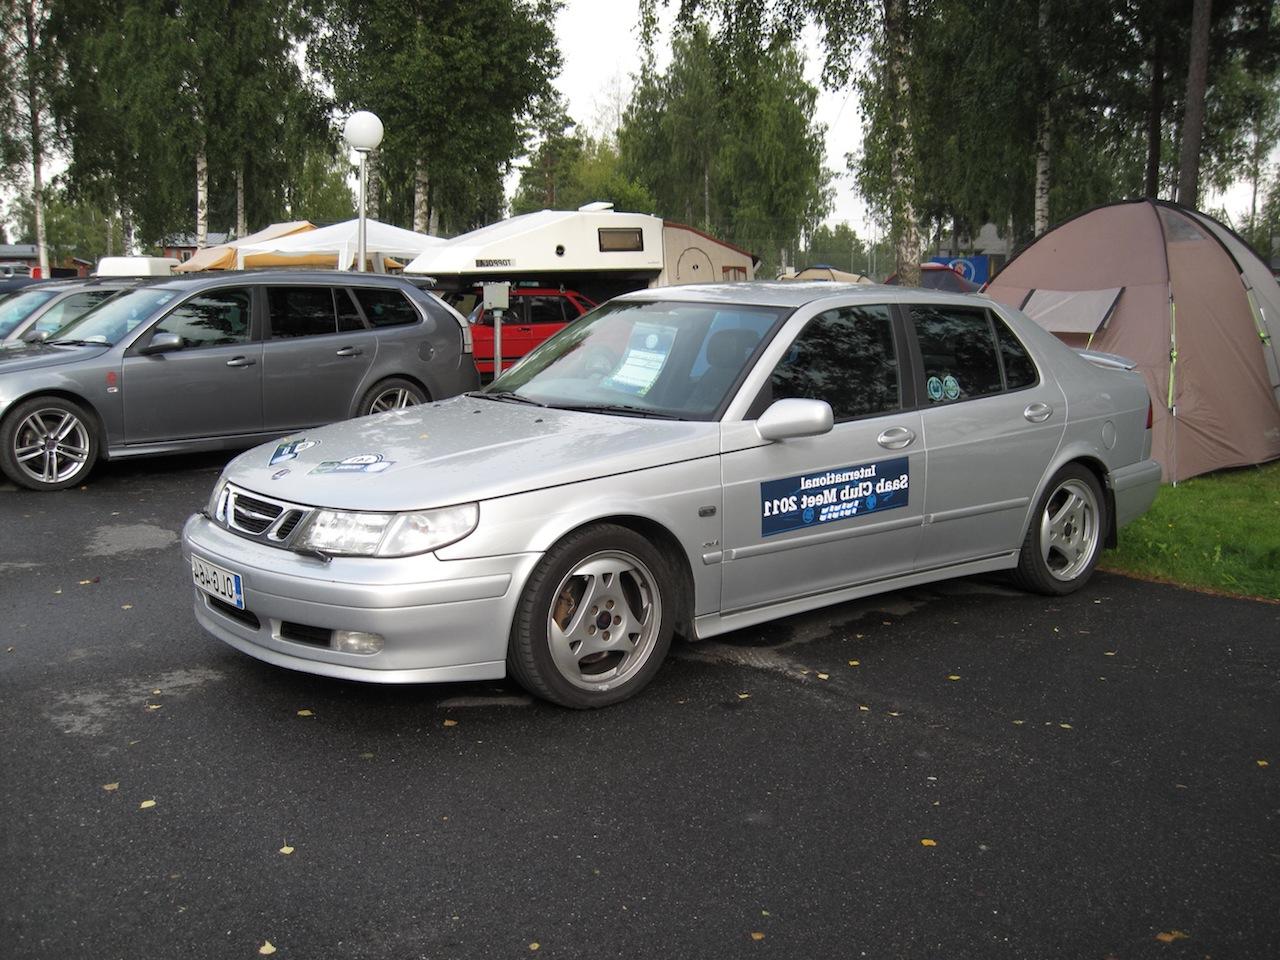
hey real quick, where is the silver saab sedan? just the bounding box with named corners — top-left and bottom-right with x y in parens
top-left (182, 282), bottom-right (1162, 708)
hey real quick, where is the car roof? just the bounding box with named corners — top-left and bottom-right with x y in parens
top-left (614, 280), bottom-right (991, 309)
top-left (140, 270), bottom-right (422, 292)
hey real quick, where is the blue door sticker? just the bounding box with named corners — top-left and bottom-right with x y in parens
top-left (760, 456), bottom-right (909, 537)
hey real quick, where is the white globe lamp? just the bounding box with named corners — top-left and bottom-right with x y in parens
top-left (343, 111), bottom-right (384, 271)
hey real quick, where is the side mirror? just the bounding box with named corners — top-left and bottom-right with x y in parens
top-left (756, 398), bottom-right (834, 441)
top-left (23, 329), bottom-right (51, 343)
top-left (140, 331), bottom-right (183, 355)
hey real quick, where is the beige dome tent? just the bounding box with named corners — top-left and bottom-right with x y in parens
top-left (173, 221), bottom-right (315, 272)
top-left (986, 199), bottom-right (1280, 482)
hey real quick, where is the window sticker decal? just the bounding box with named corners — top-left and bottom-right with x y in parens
top-left (942, 375), bottom-right (961, 400)
top-left (926, 376), bottom-right (944, 401)
top-left (269, 439), bottom-right (318, 465)
top-left (760, 456), bottom-right (909, 537)
top-left (310, 454), bottom-right (394, 475)
top-left (601, 321), bottom-right (678, 396)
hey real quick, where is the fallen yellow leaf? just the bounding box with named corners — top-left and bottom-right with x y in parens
top-left (78, 579), bottom-right (93, 585)
top-left (750, 932), bottom-right (766, 941)
top-left (816, 672), bottom-right (829, 681)
top-left (1155, 930), bottom-right (1189, 943)
top-left (738, 693), bottom-right (750, 700)
top-left (279, 845), bottom-right (294, 855)
top-left (1258, 760), bottom-right (1270, 768)
top-left (139, 799), bottom-right (156, 809)
top-left (151, 688), bottom-right (161, 695)
top-left (146, 704), bottom-right (162, 711)
top-left (1012, 719), bottom-right (1025, 725)
top-left (948, 675), bottom-right (961, 681)
top-left (102, 782), bottom-right (119, 792)
top-left (259, 941), bottom-right (277, 955)
top-left (1060, 723), bottom-right (1074, 729)
top-left (920, 838), bottom-right (937, 847)
top-left (1104, 651), bottom-right (1117, 657)
top-left (528, 943), bottom-right (540, 951)
top-left (121, 604), bottom-right (133, 610)
top-left (858, 705), bottom-right (870, 711)
top-left (442, 719), bottom-right (458, 727)
top-left (296, 709), bottom-right (313, 717)
top-left (848, 659), bottom-right (860, 666)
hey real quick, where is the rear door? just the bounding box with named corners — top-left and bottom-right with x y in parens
top-left (122, 287), bottom-right (262, 443)
top-left (720, 303), bottom-right (925, 612)
top-left (909, 303), bottom-right (1066, 566)
top-left (261, 285), bottom-right (377, 431)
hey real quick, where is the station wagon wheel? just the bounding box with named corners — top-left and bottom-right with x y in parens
top-left (0, 396), bottom-right (100, 492)
top-left (359, 378), bottom-right (427, 416)
top-left (508, 523), bottom-right (676, 708)
top-left (1013, 464), bottom-right (1106, 596)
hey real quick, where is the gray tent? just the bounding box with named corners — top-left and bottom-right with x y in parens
top-left (987, 199), bottom-right (1280, 482)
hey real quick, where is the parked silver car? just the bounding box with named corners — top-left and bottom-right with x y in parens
top-left (0, 271), bottom-right (478, 490)
top-left (0, 277), bottom-right (150, 343)
top-left (183, 282), bottom-right (1162, 708)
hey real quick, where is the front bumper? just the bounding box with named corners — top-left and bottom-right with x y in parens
top-left (181, 513), bottom-right (541, 683)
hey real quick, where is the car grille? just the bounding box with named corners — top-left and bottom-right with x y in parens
top-left (213, 483), bottom-right (314, 549)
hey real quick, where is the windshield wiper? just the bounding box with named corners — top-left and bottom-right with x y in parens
top-left (47, 338), bottom-right (105, 347)
top-left (467, 390), bottom-right (548, 407)
top-left (555, 403), bottom-right (681, 420)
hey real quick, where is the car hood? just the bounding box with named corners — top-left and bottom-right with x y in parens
top-left (225, 395), bottom-right (721, 512)
top-left (0, 341), bottom-right (110, 371)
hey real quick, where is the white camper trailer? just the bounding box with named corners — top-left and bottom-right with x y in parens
top-left (403, 204), bottom-right (757, 296)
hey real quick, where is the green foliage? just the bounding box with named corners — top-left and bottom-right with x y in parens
top-left (287, 148), bottom-right (356, 224)
top-left (7, 183), bottom-right (122, 263)
top-left (1103, 462), bottom-right (1280, 600)
top-left (308, 0), bottom-right (561, 234)
top-left (794, 221), bottom-right (895, 279)
top-left (620, 21), bottom-right (830, 275)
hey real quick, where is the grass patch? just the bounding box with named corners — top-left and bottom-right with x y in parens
top-left (1102, 461), bottom-right (1280, 600)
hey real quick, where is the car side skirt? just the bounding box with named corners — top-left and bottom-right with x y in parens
top-left (694, 552), bottom-right (1018, 640)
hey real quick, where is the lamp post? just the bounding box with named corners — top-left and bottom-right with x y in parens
top-left (343, 111), bottom-right (384, 272)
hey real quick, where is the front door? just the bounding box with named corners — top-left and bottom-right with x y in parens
top-left (720, 303), bottom-right (925, 613)
top-left (122, 287), bottom-right (262, 444)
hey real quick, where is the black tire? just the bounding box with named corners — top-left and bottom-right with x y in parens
top-left (1012, 463), bottom-right (1107, 596)
top-left (358, 378), bottom-right (427, 416)
top-left (0, 396), bottom-right (100, 492)
top-left (507, 523), bottom-right (677, 708)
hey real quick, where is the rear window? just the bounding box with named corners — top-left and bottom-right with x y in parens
top-left (353, 288), bottom-right (419, 328)
top-left (911, 305), bottom-right (1003, 402)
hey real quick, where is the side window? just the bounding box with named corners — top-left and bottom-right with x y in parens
top-left (268, 287), bottom-right (337, 339)
top-left (911, 305), bottom-right (1002, 402)
top-left (994, 316), bottom-right (1038, 389)
top-left (335, 288), bottom-right (366, 332)
top-left (528, 296), bottom-right (567, 325)
top-left (154, 290), bottom-right (251, 348)
top-left (766, 305), bottom-right (900, 421)
top-left (353, 287), bottom-right (420, 328)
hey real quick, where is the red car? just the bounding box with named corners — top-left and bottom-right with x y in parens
top-left (461, 286), bottom-right (597, 377)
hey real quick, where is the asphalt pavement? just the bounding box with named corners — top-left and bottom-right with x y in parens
top-left (1, 455), bottom-right (1277, 960)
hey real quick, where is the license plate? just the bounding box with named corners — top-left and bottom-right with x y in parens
top-left (191, 555), bottom-right (245, 610)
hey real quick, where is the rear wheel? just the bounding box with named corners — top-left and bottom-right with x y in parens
top-left (507, 524), bottom-right (676, 708)
top-left (1013, 464), bottom-right (1106, 595)
top-left (0, 396), bottom-right (99, 491)
top-left (359, 378), bottom-right (427, 416)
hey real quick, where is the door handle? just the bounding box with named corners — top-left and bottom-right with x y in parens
top-left (335, 346), bottom-right (363, 357)
top-left (877, 426), bottom-right (916, 449)
top-left (225, 357), bottom-right (256, 367)
top-left (1023, 401), bottom-right (1053, 423)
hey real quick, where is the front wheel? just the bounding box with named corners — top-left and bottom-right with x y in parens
top-left (1013, 464), bottom-right (1107, 595)
top-left (507, 524), bottom-right (676, 708)
top-left (359, 378), bottom-right (427, 416)
top-left (0, 396), bottom-right (100, 491)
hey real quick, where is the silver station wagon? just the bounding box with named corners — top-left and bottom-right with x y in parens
top-left (0, 272), bottom-right (477, 491)
top-left (183, 282), bottom-right (1162, 708)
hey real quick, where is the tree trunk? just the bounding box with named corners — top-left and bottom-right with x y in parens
top-left (122, 207), bottom-right (137, 256)
top-left (196, 136), bottom-right (209, 248)
top-left (703, 160), bottom-right (710, 231)
top-left (414, 157), bottom-right (430, 233)
top-left (885, 0), bottom-right (920, 285)
top-left (23, 0), bottom-right (48, 276)
top-left (1033, 0), bottom-right (1051, 237)
top-left (1177, 0), bottom-right (1212, 209)
top-left (1144, 25), bottom-right (1165, 198)
top-left (236, 162), bottom-right (247, 237)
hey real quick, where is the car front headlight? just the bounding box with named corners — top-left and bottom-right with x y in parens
top-left (207, 477), bottom-right (228, 519)
top-left (295, 503), bottom-right (479, 557)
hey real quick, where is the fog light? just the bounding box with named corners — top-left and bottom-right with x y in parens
top-left (333, 630), bottom-right (384, 655)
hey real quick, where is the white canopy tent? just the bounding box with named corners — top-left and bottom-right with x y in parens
top-left (234, 219), bottom-right (443, 271)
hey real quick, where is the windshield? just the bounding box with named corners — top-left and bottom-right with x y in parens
top-left (483, 299), bottom-right (788, 419)
top-left (0, 289), bottom-right (59, 337)
top-left (51, 288), bottom-right (180, 345)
